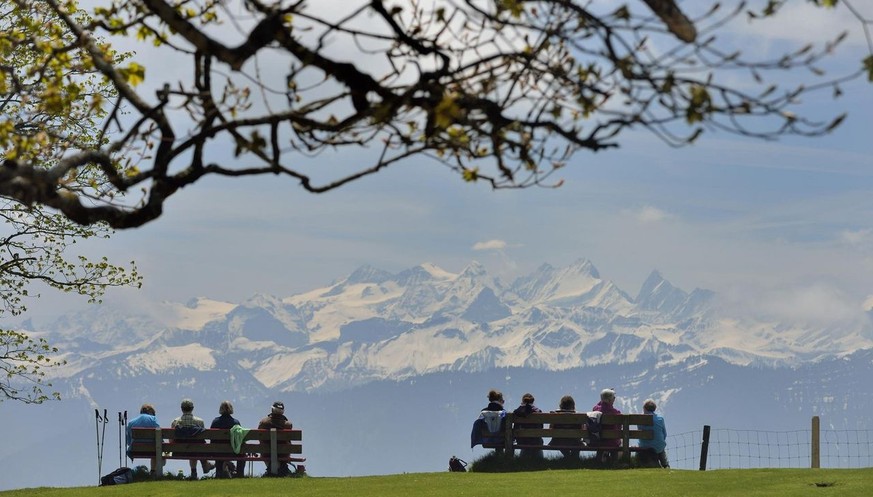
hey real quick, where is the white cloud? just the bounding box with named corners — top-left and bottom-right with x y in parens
top-left (635, 206), bottom-right (670, 223)
top-left (472, 239), bottom-right (508, 251)
top-left (721, 283), bottom-right (868, 329)
top-left (840, 229), bottom-right (873, 248)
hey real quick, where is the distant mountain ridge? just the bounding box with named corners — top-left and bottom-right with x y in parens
top-left (5, 258), bottom-right (873, 490)
top-left (25, 258), bottom-right (873, 395)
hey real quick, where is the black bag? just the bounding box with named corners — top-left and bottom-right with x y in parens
top-left (585, 417), bottom-right (602, 444)
top-left (448, 456), bottom-right (467, 472)
top-left (100, 467), bottom-right (133, 486)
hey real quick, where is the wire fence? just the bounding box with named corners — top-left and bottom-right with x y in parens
top-left (666, 426), bottom-right (873, 470)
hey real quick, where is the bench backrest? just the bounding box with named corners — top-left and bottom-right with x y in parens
top-left (507, 412), bottom-right (654, 442)
top-left (129, 427), bottom-right (303, 456)
top-left (482, 412), bottom-right (654, 459)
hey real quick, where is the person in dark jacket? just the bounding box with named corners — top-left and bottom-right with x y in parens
top-left (482, 389), bottom-right (505, 411)
top-left (258, 401), bottom-right (293, 475)
top-left (548, 395), bottom-right (583, 459)
top-left (513, 392), bottom-right (543, 458)
top-left (210, 400), bottom-right (245, 478)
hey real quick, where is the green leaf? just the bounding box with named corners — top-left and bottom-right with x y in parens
top-left (462, 167), bottom-right (479, 182)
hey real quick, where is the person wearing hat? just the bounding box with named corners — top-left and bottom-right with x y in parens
top-left (637, 399), bottom-right (670, 468)
top-left (171, 398), bottom-right (215, 479)
top-left (258, 401), bottom-right (293, 475)
top-left (591, 388), bottom-right (622, 464)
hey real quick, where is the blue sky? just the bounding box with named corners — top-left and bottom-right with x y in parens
top-left (12, 1), bottom-right (873, 330)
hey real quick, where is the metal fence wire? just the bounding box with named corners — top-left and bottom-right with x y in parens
top-left (665, 426), bottom-right (873, 470)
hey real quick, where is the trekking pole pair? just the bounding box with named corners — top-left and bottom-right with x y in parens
top-left (117, 411), bottom-right (127, 467)
top-left (94, 409), bottom-right (108, 485)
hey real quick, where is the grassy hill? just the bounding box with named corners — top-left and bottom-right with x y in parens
top-left (2, 469), bottom-right (872, 497)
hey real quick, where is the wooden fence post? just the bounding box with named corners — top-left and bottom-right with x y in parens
top-left (699, 425), bottom-right (710, 471)
top-left (811, 416), bottom-right (820, 469)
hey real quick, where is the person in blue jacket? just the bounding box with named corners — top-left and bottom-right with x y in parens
top-left (637, 399), bottom-right (670, 468)
top-left (126, 403), bottom-right (161, 472)
top-left (470, 389), bottom-right (507, 451)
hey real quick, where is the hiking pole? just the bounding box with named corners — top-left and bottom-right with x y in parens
top-left (95, 409), bottom-right (101, 485)
top-left (123, 411), bottom-right (128, 464)
top-left (99, 409), bottom-right (108, 480)
top-left (118, 412), bottom-right (123, 468)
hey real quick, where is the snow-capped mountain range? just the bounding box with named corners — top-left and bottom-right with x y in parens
top-left (28, 258), bottom-right (873, 394)
top-left (5, 258), bottom-right (873, 490)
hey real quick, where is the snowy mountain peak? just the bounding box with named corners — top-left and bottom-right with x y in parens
top-left (418, 262), bottom-right (456, 280)
top-left (636, 270), bottom-right (697, 317)
top-left (346, 265), bottom-right (393, 285)
top-left (460, 260), bottom-right (487, 278)
top-left (510, 259), bottom-right (604, 304)
top-left (242, 292), bottom-right (284, 309)
top-left (638, 270), bottom-right (666, 294)
top-left (164, 298), bottom-right (236, 330)
top-left (636, 270), bottom-right (670, 300)
top-left (569, 258), bottom-right (600, 278)
top-left (395, 265), bottom-right (439, 286)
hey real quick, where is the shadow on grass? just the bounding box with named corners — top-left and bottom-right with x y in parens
top-left (470, 451), bottom-right (647, 472)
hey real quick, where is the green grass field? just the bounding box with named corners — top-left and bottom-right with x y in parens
top-left (2, 469), bottom-right (872, 497)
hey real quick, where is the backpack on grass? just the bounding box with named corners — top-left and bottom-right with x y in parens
top-left (448, 456), bottom-right (467, 472)
top-left (100, 467), bottom-right (133, 486)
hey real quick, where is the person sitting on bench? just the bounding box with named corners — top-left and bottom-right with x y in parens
top-left (171, 398), bottom-right (215, 479)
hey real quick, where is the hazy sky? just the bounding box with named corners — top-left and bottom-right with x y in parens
top-left (11, 1), bottom-right (873, 329)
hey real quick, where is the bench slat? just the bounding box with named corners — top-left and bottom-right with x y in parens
top-left (130, 428), bottom-right (302, 442)
top-left (129, 443), bottom-right (303, 455)
top-left (600, 414), bottom-right (652, 425)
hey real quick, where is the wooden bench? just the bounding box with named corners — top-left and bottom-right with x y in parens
top-left (481, 412), bottom-right (654, 462)
top-left (130, 427), bottom-right (305, 477)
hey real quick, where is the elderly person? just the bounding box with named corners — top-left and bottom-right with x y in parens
top-left (211, 400), bottom-right (245, 478)
top-left (638, 399), bottom-right (670, 468)
top-left (591, 388), bottom-right (622, 464)
top-left (171, 398), bottom-right (214, 479)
